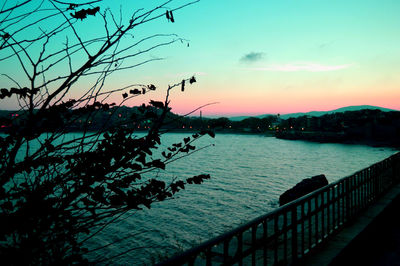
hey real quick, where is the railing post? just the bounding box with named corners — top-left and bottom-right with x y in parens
top-left (291, 206), bottom-right (298, 263)
top-left (252, 225), bottom-right (256, 266)
top-left (373, 165), bottom-right (379, 197)
top-left (206, 247), bottom-right (212, 266)
top-left (345, 177), bottom-right (351, 222)
top-left (274, 215), bottom-right (279, 264)
top-left (237, 233), bottom-right (243, 266)
top-left (223, 239), bottom-right (229, 265)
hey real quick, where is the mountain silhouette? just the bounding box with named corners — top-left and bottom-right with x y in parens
top-left (227, 105), bottom-right (398, 121)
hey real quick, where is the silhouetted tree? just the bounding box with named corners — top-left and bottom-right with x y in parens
top-left (0, 0), bottom-right (212, 264)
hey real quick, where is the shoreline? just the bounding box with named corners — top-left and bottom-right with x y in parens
top-left (275, 130), bottom-right (400, 149)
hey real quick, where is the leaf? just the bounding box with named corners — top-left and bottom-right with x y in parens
top-left (130, 89), bottom-right (141, 95)
top-left (200, 130), bottom-right (215, 138)
top-left (45, 142), bottom-right (55, 152)
top-left (181, 79), bottom-right (185, 92)
top-left (108, 183), bottom-right (126, 197)
top-left (137, 153), bottom-right (146, 165)
top-left (187, 174), bottom-right (210, 184)
top-left (162, 151), bottom-right (172, 159)
top-left (127, 173), bottom-right (141, 182)
top-left (152, 159), bottom-right (165, 170)
top-left (70, 7), bottom-right (100, 20)
top-left (187, 144), bottom-right (196, 151)
top-left (92, 186), bottom-right (106, 203)
top-left (148, 84), bottom-right (156, 90)
top-left (183, 137), bottom-right (190, 144)
top-left (142, 147), bottom-right (152, 155)
top-left (86, 7), bottom-right (100, 16)
top-left (122, 93), bottom-right (128, 99)
top-left (189, 76), bottom-right (196, 84)
top-left (130, 164), bottom-right (143, 171)
top-left (109, 195), bottom-right (124, 206)
top-left (176, 181), bottom-right (185, 189)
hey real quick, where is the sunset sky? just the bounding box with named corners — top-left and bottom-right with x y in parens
top-left (1, 0), bottom-right (400, 116)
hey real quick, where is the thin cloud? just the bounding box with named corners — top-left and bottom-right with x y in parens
top-left (246, 62), bottom-right (353, 72)
top-left (240, 52), bottom-right (265, 63)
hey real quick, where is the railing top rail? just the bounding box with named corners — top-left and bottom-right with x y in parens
top-left (158, 152), bottom-right (400, 265)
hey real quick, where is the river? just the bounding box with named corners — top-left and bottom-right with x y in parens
top-left (79, 133), bottom-right (397, 265)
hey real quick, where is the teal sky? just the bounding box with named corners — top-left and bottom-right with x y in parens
top-left (1, 0), bottom-right (400, 116)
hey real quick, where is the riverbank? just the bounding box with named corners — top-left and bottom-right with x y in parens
top-left (275, 130), bottom-right (400, 149)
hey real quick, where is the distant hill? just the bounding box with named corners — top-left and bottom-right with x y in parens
top-left (227, 105), bottom-right (398, 121)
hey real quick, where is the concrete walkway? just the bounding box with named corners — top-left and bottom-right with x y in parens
top-left (302, 183), bottom-right (400, 265)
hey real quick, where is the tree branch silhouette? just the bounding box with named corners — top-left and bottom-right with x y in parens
top-left (0, 0), bottom-right (211, 264)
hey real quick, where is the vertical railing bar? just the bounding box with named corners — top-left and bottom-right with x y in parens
top-left (365, 169), bottom-right (368, 206)
top-left (362, 170), bottom-right (366, 208)
top-left (252, 225), bottom-right (256, 266)
top-left (315, 195), bottom-right (319, 244)
top-left (357, 173), bottom-right (362, 211)
top-left (283, 212), bottom-right (287, 265)
top-left (337, 183), bottom-right (341, 226)
top-left (274, 215), bottom-right (278, 264)
top-left (368, 168), bottom-right (371, 202)
top-left (205, 247), bottom-right (212, 266)
top-left (364, 169), bottom-right (368, 203)
top-left (223, 239), bottom-right (229, 265)
top-left (334, 184), bottom-right (337, 228)
top-left (343, 180), bottom-right (346, 224)
top-left (301, 203), bottom-right (305, 255)
top-left (308, 199), bottom-right (312, 251)
top-left (238, 233), bottom-right (243, 266)
top-left (360, 171), bottom-right (364, 209)
top-left (350, 176), bottom-right (354, 218)
top-left (336, 184), bottom-right (339, 228)
top-left (332, 185), bottom-right (336, 230)
top-left (372, 166), bottom-right (375, 199)
top-left (321, 192), bottom-right (325, 238)
top-left (370, 167), bottom-right (374, 201)
top-left (263, 221), bottom-right (267, 266)
top-left (373, 166), bottom-right (376, 199)
top-left (346, 177), bottom-right (350, 223)
top-left (327, 189), bottom-right (330, 233)
top-left (369, 168), bottom-right (372, 202)
top-left (378, 164), bottom-right (384, 193)
top-left (371, 167), bottom-right (374, 200)
top-left (188, 256), bottom-right (195, 266)
top-left (292, 205), bottom-right (298, 264)
top-left (356, 174), bottom-right (359, 212)
top-left (354, 174), bottom-right (357, 213)
top-left (340, 181), bottom-right (343, 225)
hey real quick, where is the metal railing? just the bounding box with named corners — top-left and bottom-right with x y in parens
top-left (159, 152), bottom-right (400, 266)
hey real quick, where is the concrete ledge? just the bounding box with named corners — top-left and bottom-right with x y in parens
top-left (300, 183), bottom-right (400, 265)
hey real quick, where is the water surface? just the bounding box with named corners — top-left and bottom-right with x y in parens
top-left (84, 133), bottom-right (396, 265)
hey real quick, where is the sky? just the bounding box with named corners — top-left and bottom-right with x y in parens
top-left (1, 0), bottom-right (400, 116)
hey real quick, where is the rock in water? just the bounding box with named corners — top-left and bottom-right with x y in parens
top-left (279, 174), bottom-right (328, 206)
